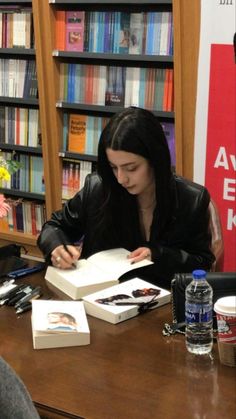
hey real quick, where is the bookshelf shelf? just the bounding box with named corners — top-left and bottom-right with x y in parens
top-left (0, 231), bottom-right (37, 246)
top-left (56, 102), bottom-right (174, 119)
top-left (59, 151), bottom-right (97, 162)
top-left (0, 1), bottom-right (31, 3)
top-left (0, 48), bottom-right (35, 56)
top-left (0, 188), bottom-right (45, 201)
top-left (0, 97), bottom-right (38, 107)
top-left (50, 1), bottom-right (172, 5)
top-left (0, 144), bottom-right (42, 155)
top-left (53, 51), bottom-right (173, 65)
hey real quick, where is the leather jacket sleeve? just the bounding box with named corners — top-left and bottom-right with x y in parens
top-left (37, 174), bottom-right (100, 262)
top-left (149, 184), bottom-right (215, 274)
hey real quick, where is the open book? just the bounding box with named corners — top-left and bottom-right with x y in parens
top-left (45, 248), bottom-right (153, 300)
top-left (83, 277), bottom-right (171, 324)
top-left (31, 300), bottom-right (90, 349)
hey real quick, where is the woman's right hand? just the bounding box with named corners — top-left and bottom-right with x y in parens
top-left (51, 244), bottom-right (82, 269)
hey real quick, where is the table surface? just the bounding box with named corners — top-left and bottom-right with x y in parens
top-left (0, 268), bottom-right (235, 419)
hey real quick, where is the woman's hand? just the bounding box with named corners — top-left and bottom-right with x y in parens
top-left (51, 245), bottom-right (82, 269)
top-left (127, 247), bottom-right (152, 264)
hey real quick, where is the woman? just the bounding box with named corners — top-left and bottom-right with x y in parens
top-left (38, 107), bottom-right (215, 288)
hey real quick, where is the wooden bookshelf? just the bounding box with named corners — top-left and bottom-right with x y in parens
top-left (0, 0), bottom-right (201, 257)
top-left (0, 0), bottom-right (44, 257)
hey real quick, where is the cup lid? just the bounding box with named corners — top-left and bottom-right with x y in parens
top-left (214, 296), bottom-right (236, 315)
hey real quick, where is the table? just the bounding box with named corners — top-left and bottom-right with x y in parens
top-left (0, 268), bottom-right (235, 419)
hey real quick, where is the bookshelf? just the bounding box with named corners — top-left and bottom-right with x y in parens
top-left (0, 0), bottom-right (44, 257)
top-left (0, 0), bottom-right (201, 257)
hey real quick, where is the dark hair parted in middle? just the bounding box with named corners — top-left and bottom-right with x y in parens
top-left (95, 107), bottom-right (174, 248)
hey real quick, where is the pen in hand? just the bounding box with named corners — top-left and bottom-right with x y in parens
top-left (62, 244), bottom-right (77, 269)
top-left (57, 230), bottom-right (83, 269)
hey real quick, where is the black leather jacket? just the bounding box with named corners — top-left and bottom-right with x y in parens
top-left (38, 173), bottom-right (215, 289)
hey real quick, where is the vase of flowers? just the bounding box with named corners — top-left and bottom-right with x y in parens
top-left (0, 155), bottom-right (21, 221)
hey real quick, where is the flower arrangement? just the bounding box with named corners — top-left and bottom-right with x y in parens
top-left (0, 155), bottom-right (21, 219)
top-left (0, 156), bottom-right (20, 181)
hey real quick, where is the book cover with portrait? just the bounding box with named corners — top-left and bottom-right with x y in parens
top-left (31, 300), bottom-right (90, 349)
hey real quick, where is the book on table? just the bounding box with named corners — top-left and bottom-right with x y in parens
top-left (45, 248), bottom-right (153, 300)
top-left (83, 277), bottom-right (171, 324)
top-left (31, 300), bottom-right (90, 349)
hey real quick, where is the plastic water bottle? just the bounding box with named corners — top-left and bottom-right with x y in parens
top-left (185, 270), bottom-right (213, 355)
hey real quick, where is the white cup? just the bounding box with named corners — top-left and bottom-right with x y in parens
top-left (214, 296), bottom-right (236, 367)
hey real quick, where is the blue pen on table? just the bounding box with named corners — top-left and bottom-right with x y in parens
top-left (7, 263), bottom-right (45, 279)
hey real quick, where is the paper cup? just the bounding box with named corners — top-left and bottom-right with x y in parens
top-left (214, 296), bottom-right (236, 367)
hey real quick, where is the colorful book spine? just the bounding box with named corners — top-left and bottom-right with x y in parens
top-left (68, 114), bottom-right (87, 153)
top-left (65, 11), bottom-right (85, 52)
top-left (55, 10), bottom-right (66, 50)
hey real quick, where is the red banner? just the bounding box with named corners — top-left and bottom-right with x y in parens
top-left (205, 44), bottom-right (236, 271)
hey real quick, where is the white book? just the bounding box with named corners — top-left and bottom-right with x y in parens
top-left (97, 65), bottom-right (106, 105)
top-left (159, 12), bottom-right (170, 55)
top-left (124, 67), bottom-right (133, 107)
top-left (31, 300), bottom-right (90, 349)
top-left (83, 277), bottom-right (171, 324)
top-left (45, 248), bottom-right (153, 300)
top-left (129, 13), bottom-right (143, 55)
top-left (130, 67), bottom-right (140, 107)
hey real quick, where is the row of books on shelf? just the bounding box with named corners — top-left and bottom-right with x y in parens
top-left (0, 59), bottom-right (38, 98)
top-left (0, 198), bottom-right (45, 236)
top-left (62, 160), bottom-right (93, 200)
top-left (0, 7), bottom-right (34, 49)
top-left (0, 107), bottom-right (41, 147)
top-left (0, 152), bottom-right (44, 194)
top-left (55, 10), bottom-right (173, 56)
top-left (60, 64), bottom-right (174, 111)
top-left (63, 113), bottom-right (176, 168)
top-left (63, 113), bottom-right (109, 155)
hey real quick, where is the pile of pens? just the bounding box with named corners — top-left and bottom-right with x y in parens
top-left (0, 280), bottom-right (42, 314)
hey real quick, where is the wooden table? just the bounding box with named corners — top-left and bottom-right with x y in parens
top-left (0, 269), bottom-right (235, 419)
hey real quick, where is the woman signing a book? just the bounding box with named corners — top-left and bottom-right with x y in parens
top-left (37, 107), bottom-right (215, 289)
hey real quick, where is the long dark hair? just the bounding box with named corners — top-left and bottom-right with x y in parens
top-left (96, 107), bottom-right (174, 248)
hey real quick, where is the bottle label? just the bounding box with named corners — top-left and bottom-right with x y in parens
top-left (185, 303), bottom-right (212, 323)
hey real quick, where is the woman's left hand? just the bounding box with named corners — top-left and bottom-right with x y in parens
top-left (127, 247), bottom-right (152, 264)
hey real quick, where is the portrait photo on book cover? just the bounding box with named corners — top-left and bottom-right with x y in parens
top-left (95, 287), bottom-right (161, 306)
top-left (46, 312), bottom-right (78, 332)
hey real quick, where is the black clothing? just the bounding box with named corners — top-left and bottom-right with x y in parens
top-left (37, 173), bottom-right (215, 289)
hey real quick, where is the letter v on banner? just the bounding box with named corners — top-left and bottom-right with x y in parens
top-left (194, 1), bottom-right (236, 271)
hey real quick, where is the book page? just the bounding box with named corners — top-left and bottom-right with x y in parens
top-left (87, 248), bottom-right (153, 278)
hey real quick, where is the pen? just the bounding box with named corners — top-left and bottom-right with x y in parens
top-left (16, 302), bottom-right (32, 314)
top-left (57, 229), bottom-right (78, 269)
top-left (62, 244), bottom-right (77, 269)
top-left (0, 284), bottom-right (29, 306)
top-left (7, 285), bottom-right (35, 306)
top-left (74, 235), bottom-right (85, 248)
top-left (8, 263), bottom-right (45, 279)
top-left (14, 286), bottom-right (42, 308)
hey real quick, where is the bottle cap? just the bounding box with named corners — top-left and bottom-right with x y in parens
top-left (192, 269), bottom-right (206, 280)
